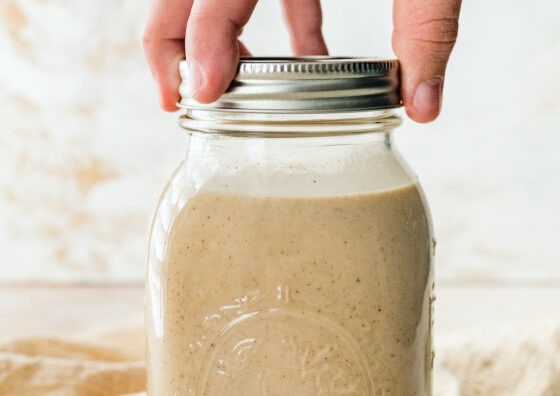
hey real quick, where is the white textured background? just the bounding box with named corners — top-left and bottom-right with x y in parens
top-left (1, 0), bottom-right (559, 283)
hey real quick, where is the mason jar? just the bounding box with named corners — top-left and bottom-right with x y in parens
top-left (146, 57), bottom-right (434, 395)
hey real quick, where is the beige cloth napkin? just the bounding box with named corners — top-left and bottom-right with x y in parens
top-left (0, 322), bottom-right (145, 396)
top-left (434, 322), bottom-right (560, 396)
top-left (1, 320), bottom-right (559, 396)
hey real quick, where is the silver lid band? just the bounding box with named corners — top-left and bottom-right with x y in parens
top-left (179, 57), bottom-right (401, 113)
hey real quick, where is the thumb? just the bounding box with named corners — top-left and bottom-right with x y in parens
top-left (392, 0), bottom-right (461, 123)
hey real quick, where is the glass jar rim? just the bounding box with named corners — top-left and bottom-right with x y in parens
top-left (178, 109), bottom-right (402, 137)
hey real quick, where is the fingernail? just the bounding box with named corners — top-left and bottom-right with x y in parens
top-left (413, 78), bottom-right (443, 117)
top-left (187, 60), bottom-right (204, 97)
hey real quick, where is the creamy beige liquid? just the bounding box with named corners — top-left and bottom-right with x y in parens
top-left (147, 183), bottom-right (433, 395)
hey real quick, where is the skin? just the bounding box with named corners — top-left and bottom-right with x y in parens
top-left (143, 0), bottom-right (462, 123)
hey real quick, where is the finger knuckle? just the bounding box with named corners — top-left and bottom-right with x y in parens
top-left (142, 35), bottom-right (151, 50)
top-left (395, 10), bottom-right (459, 47)
top-left (142, 27), bottom-right (156, 49)
top-left (412, 17), bottom-right (459, 45)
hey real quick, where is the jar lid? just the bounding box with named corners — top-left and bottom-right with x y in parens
top-left (178, 57), bottom-right (401, 113)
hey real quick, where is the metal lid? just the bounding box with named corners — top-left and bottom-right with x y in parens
top-left (178, 57), bottom-right (401, 113)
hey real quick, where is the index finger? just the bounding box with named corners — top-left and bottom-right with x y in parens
top-left (185, 0), bottom-right (259, 103)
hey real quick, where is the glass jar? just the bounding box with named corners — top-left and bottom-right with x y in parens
top-left (147, 58), bottom-right (434, 395)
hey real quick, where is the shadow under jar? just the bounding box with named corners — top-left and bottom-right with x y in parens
top-left (146, 57), bottom-right (434, 395)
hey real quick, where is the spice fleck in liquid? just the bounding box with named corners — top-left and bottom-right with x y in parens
top-left (147, 183), bottom-right (432, 395)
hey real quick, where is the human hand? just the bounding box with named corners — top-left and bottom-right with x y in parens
top-left (392, 0), bottom-right (461, 122)
top-left (143, 0), bottom-right (461, 123)
top-left (143, 0), bottom-right (327, 109)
